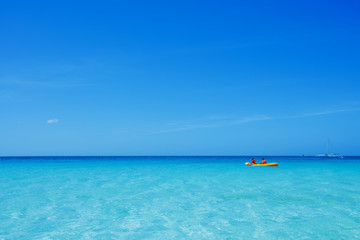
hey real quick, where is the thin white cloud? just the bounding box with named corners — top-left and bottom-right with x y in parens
top-left (284, 108), bottom-right (360, 119)
top-left (153, 115), bottom-right (272, 134)
top-left (47, 119), bottom-right (59, 124)
top-left (154, 123), bottom-right (219, 134)
top-left (230, 116), bottom-right (273, 125)
top-left (302, 108), bottom-right (360, 117)
top-left (0, 77), bottom-right (92, 88)
top-left (153, 106), bottom-right (360, 134)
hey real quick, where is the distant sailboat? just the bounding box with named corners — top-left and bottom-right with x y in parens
top-left (317, 139), bottom-right (343, 158)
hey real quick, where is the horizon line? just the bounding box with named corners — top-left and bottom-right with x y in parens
top-left (0, 155), bottom-right (358, 158)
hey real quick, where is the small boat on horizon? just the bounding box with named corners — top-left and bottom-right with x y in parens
top-left (317, 139), bottom-right (343, 158)
top-left (316, 153), bottom-right (344, 158)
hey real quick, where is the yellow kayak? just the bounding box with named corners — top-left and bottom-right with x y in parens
top-left (245, 162), bottom-right (278, 167)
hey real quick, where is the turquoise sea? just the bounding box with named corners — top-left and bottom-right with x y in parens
top-left (0, 156), bottom-right (359, 239)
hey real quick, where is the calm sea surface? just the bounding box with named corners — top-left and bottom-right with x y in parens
top-left (0, 156), bottom-right (359, 239)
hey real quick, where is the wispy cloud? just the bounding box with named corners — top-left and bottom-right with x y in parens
top-left (230, 116), bottom-right (273, 124)
top-left (154, 123), bottom-right (219, 134)
top-left (153, 115), bottom-right (272, 134)
top-left (153, 106), bottom-right (360, 134)
top-left (0, 74), bottom-right (95, 89)
top-left (0, 78), bottom-right (91, 88)
top-left (284, 108), bottom-right (360, 119)
top-left (0, 89), bottom-right (18, 101)
top-left (47, 119), bottom-right (59, 124)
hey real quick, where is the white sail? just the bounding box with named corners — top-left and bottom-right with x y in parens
top-left (317, 139), bottom-right (343, 158)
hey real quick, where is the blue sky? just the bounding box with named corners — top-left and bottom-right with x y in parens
top-left (1, 0), bottom-right (360, 156)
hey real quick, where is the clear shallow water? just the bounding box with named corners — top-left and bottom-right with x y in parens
top-left (0, 156), bottom-right (359, 239)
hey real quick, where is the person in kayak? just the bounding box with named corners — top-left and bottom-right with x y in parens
top-left (260, 158), bottom-right (267, 164)
top-left (251, 158), bottom-right (256, 165)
